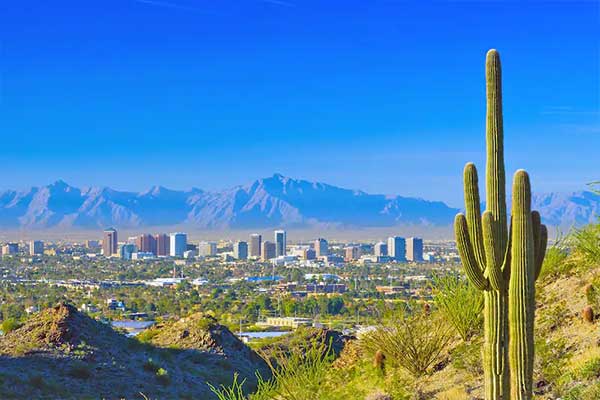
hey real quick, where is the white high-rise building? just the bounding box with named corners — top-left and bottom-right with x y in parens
top-left (274, 230), bottom-right (286, 257)
top-left (387, 236), bottom-right (406, 262)
top-left (374, 241), bottom-right (387, 257)
top-left (169, 232), bottom-right (187, 257)
top-left (249, 234), bottom-right (262, 257)
top-left (29, 240), bottom-right (44, 256)
top-left (198, 241), bottom-right (217, 257)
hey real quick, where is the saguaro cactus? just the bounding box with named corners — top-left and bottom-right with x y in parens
top-left (455, 49), bottom-right (548, 400)
top-left (509, 171), bottom-right (547, 400)
top-left (454, 49), bottom-right (510, 400)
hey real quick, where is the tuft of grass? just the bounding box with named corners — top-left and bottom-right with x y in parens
top-left (431, 274), bottom-right (483, 341)
top-left (577, 357), bottom-right (600, 380)
top-left (208, 372), bottom-right (247, 400)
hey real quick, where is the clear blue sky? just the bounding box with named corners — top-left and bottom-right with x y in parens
top-left (1, 0), bottom-right (598, 207)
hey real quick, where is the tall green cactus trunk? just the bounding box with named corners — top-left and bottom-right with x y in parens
top-left (509, 172), bottom-right (547, 400)
top-left (483, 291), bottom-right (509, 399)
top-left (455, 49), bottom-right (548, 400)
top-left (455, 49), bottom-right (510, 400)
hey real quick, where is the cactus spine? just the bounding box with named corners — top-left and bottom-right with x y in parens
top-left (509, 171), bottom-right (547, 400)
top-left (454, 49), bottom-right (510, 400)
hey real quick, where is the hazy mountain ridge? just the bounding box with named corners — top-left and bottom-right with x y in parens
top-left (0, 175), bottom-right (596, 230)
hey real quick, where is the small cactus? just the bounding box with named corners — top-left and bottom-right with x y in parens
top-left (374, 349), bottom-right (386, 372)
top-left (583, 306), bottom-right (594, 323)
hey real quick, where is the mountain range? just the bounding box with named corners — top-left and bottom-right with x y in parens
top-left (0, 174), bottom-right (596, 230)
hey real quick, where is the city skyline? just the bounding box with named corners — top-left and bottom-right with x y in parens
top-left (1, 1), bottom-right (598, 207)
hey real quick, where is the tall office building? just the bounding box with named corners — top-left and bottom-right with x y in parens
top-left (29, 240), bottom-right (44, 256)
top-left (2, 243), bottom-right (18, 256)
top-left (374, 241), bottom-right (388, 257)
top-left (103, 228), bottom-right (118, 257)
top-left (169, 233), bottom-right (187, 257)
top-left (119, 243), bottom-right (136, 260)
top-left (155, 234), bottom-right (170, 256)
top-left (262, 241), bottom-right (276, 261)
top-left (314, 238), bottom-right (328, 257)
top-left (136, 234), bottom-right (156, 255)
top-left (406, 237), bottom-right (424, 262)
top-left (274, 230), bottom-right (286, 257)
top-left (345, 246), bottom-right (361, 261)
top-left (249, 233), bottom-right (262, 257)
top-left (233, 241), bottom-right (248, 260)
top-left (198, 241), bottom-right (217, 257)
top-left (387, 236), bottom-right (406, 262)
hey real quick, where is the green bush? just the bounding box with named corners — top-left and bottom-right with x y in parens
top-left (538, 245), bottom-right (570, 281)
top-left (156, 368), bottom-right (171, 386)
top-left (431, 274), bottom-right (483, 341)
top-left (255, 339), bottom-right (334, 399)
top-left (578, 357), bottom-right (600, 380)
top-left (0, 318), bottom-right (22, 334)
top-left (361, 307), bottom-right (453, 377)
top-left (570, 222), bottom-right (600, 266)
top-left (136, 328), bottom-right (159, 343)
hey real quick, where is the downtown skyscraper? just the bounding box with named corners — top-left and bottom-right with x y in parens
top-left (249, 233), bottom-right (262, 258)
top-left (274, 230), bottom-right (286, 257)
top-left (103, 228), bottom-right (118, 256)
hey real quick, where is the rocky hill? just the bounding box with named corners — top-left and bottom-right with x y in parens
top-left (0, 304), bottom-right (267, 399)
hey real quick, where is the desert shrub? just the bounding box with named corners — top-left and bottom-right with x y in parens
top-left (156, 368), bottom-right (171, 386)
top-left (198, 317), bottom-right (216, 331)
top-left (208, 372), bottom-right (246, 400)
top-left (563, 383), bottom-right (600, 400)
top-left (68, 362), bottom-right (92, 379)
top-left (538, 298), bottom-right (571, 332)
top-left (361, 307), bottom-right (453, 377)
top-left (431, 274), bottom-right (483, 341)
top-left (538, 244), bottom-right (570, 281)
top-left (256, 339), bottom-right (334, 400)
top-left (535, 337), bottom-right (570, 388)
top-left (0, 318), bottom-right (22, 334)
top-left (569, 222), bottom-right (600, 266)
top-left (450, 339), bottom-right (483, 375)
top-left (577, 357), bottom-right (600, 380)
top-left (136, 328), bottom-right (159, 343)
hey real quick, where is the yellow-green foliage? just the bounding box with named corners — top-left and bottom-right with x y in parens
top-left (361, 308), bottom-right (453, 377)
top-left (432, 274), bottom-right (483, 341)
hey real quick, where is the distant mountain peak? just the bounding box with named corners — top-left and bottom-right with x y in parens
top-left (0, 176), bottom-right (595, 230)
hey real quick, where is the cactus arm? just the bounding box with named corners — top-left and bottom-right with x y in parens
top-left (464, 163), bottom-right (487, 271)
top-left (534, 224), bottom-right (548, 281)
top-left (455, 214), bottom-right (489, 290)
top-left (483, 211), bottom-right (504, 290)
